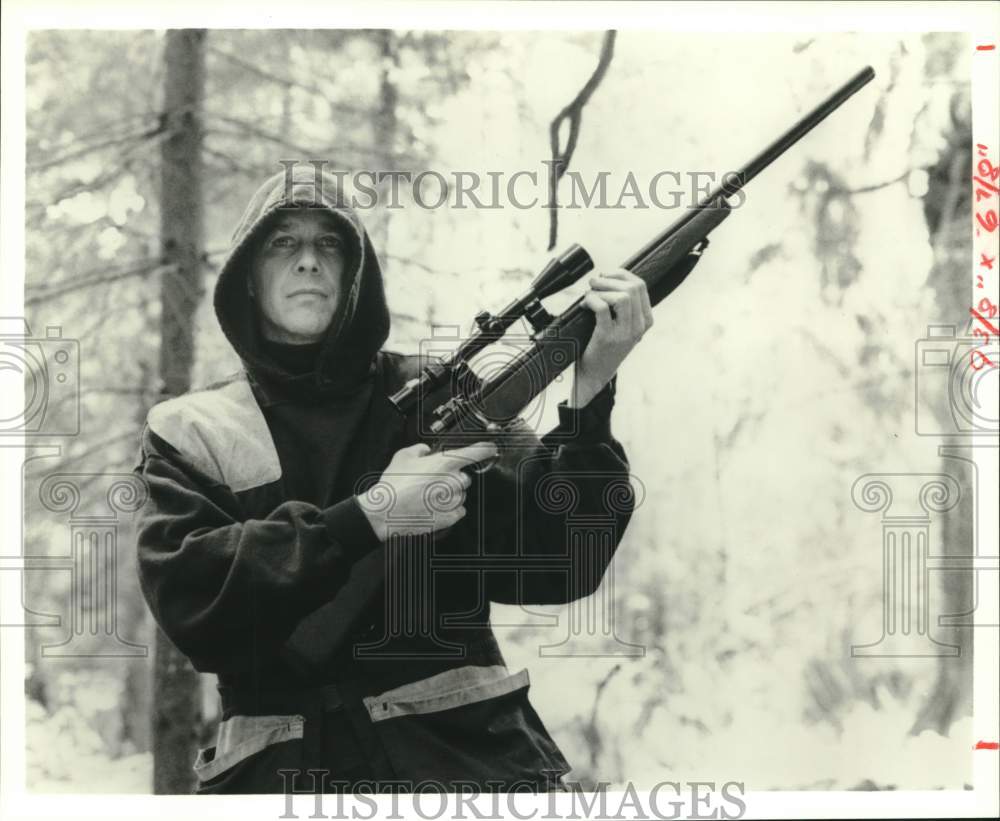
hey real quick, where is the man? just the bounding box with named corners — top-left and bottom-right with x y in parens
top-left (134, 165), bottom-right (652, 794)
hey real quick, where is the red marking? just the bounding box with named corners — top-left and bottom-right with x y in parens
top-left (980, 253), bottom-right (995, 270)
top-left (975, 740), bottom-right (999, 749)
top-left (976, 44), bottom-right (996, 51)
top-left (977, 210), bottom-right (999, 233)
top-left (975, 176), bottom-right (1000, 195)
top-left (971, 350), bottom-right (995, 371)
top-left (970, 306), bottom-right (1000, 337)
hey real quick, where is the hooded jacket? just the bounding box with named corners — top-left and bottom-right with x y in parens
top-left (134, 166), bottom-right (635, 794)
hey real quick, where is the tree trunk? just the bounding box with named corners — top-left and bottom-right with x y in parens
top-left (910, 88), bottom-right (974, 737)
top-left (152, 28), bottom-right (206, 795)
top-left (910, 454), bottom-right (974, 736)
top-left (369, 30), bottom-right (399, 253)
top-left (121, 362), bottom-right (155, 755)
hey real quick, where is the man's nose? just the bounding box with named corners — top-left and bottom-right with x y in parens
top-left (295, 243), bottom-right (321, 274)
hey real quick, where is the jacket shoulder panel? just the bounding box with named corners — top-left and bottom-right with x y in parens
top-left (146, 375), bottom-right (281, 492)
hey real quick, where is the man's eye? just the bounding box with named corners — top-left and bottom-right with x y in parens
top-left (271, 235), bottom-right (296, 248)
top-left (320, 235), bottom-right (345, 250)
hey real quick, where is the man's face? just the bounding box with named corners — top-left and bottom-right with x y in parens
top-left (249, 210), bottom-right (349, 344)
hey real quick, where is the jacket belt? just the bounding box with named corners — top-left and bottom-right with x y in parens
top-left (218, 682), bottom-right (343, 718)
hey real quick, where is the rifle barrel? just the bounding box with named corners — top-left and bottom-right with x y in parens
top-left (716, 65), bottom-right (876, 201)
top-left (623, 66), bottom-right (875, 272)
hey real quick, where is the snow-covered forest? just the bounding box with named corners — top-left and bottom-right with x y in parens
top-left (20, 28), bottom-right (977, 793)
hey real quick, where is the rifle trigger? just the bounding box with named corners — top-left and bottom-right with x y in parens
top-left (469, 452), bottom-right (499, 475)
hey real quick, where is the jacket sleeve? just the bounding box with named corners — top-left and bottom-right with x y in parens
top-left (133, 424), bottom-right (382, 674)
top-left (470, 376), bottom-right (636, 605)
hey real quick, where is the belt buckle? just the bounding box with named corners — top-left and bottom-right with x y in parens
top-left (319, 683), bottom-right (343, 712)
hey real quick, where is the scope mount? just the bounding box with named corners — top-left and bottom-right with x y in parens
top-left (389, 243), bottom-right (594, 416)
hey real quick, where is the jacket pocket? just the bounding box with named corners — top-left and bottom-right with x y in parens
top-left (363, 665), bottom-right (570, 790)
top-left (194, 713), bottom-right (305, 793)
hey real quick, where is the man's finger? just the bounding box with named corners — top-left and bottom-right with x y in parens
top-left (589, 275), bottom-right (637, 292)
top-left (639, 283), bottom-right (654, 330)
top-left (583, 291), bottom-right (615, 331)
top-left (601, 290), bottom-right (633, 328)
top-left (437, 441), bottom-right (499, 467)
top-left (627, 284), bottom-right (649, 337)
top-left (588, 277), bottom-right (624, 291)
top-left (593, 272), bottom-right (653, 333)
top-left (592, 268), bottom-right (637, 282)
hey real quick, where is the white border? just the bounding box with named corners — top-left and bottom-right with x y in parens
top-left (0, 0), bottom-right (996, 32)
top-left (969, 16), bottom-right (1000, 821)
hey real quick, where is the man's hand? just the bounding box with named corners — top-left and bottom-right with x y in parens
top-left (571, 268), bottom-right (654, 408)
top-left (356, 441), bottom-right (498, 541)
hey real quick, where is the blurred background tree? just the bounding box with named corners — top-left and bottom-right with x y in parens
top-left (21, 29), bottom-right (977, 792)
top-left (151, 27), bottom-right (205, 795)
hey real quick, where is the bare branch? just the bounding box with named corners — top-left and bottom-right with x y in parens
top-left (29, 155), bottom-right (141, 212)
top-left (205, 116), bottom-right (411, 166)
top-left (25, 261), bottom-right (173, 306)
top-left (55, 429), bottom-right (141, 470)
top-left (28, 122), bottom-right (166, 173)
top-left (204, 120), bottom-right (330, 164)
top-left (76, 295), bottom-right (155, 342)
top-left (206, 44), bottom-right (371, 118)
top-left (202, 146), bottom-right (276, 178)
top-left (547, 30), bottom-right (616, 250)
top-left (28, 112), bottom-right (154, 157)
top-left (583, 663), bottom-right (622, 768)
top-left (837, 169), bottom-right (911, 195)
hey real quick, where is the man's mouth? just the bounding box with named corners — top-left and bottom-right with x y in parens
top-left (287, 289), bottom-right (329, 299)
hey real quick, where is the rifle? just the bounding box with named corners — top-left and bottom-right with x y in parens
top-left (284, 65), bottom-right (876, 672)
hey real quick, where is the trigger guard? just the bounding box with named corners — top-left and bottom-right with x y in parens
top-left (433, 413), bottom-right (506, 475)
top-left (470, 452), bottom-right (500, 475)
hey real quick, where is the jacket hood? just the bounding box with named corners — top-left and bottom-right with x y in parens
top-left (213, 166), bottom-right (390, 399)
